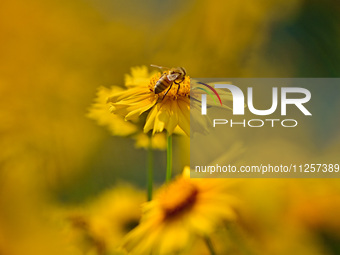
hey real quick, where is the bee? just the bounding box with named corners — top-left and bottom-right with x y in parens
top-left (151, 65), bottom-right (186, 98)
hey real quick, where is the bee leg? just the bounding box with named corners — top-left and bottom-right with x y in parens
top-left (175, 82), bottom-right (180, 94)
top-left (162, 83), bottom-right (173, 101)
top-left (174, 78), bottom-right (184, 94)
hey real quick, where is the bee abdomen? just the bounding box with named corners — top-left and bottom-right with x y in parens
top-left (154, 78), bottom-right (171, 94)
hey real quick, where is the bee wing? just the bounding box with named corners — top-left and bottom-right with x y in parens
top-left (150, 64), bottom-right (170, 71)
top-left (167, 73), bottom-right (180, 81)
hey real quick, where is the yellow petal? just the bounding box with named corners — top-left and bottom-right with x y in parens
top-left (166, 99), bottom-right (179, 135)
top-left (124, 97), bottom-right (157, 120)
top-left (144, 104), bottom-right (159, 133)
top-left (152, 99), bottom-right (171, 135)
top-left (108, 87), bottom-right (150, 102)
top-left (177, 98), bottom-right (190, 136)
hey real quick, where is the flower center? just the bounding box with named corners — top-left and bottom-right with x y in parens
top-left (159, 179), bottom-right (198, 219)
top-left (148, 73), bottom-right (191, 99)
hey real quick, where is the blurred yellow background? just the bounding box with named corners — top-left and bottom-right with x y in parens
top-left (0, 0), bottom-right (340, 254)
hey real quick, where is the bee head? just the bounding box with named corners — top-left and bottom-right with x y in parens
top-left (179, 67), bottom-right (186, 76)
top-left (171, 67), bottom-right (186, 76)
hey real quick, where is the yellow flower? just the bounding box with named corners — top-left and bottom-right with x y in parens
top-left (87, 67), bottom-right (168, 149)
top-left (88, 86), bottom-right (138, 137)
top-left (122, 167), bottom-right (238, 255)
top-left (65, 184), bottom-right (145, 255)
top-left (108, 66), bottom-right (191, 136)
top-left (90, 66), bottom-right (233, 139)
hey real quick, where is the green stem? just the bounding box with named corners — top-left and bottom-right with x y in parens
top-left (224, 222), bottom-right (254, 255)
top-left (204, 236), bottom-right (217, 255)
top-left (166, 132), bottom-right (172, 183)
top-left (147, 137), bottom-right (153, 201)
